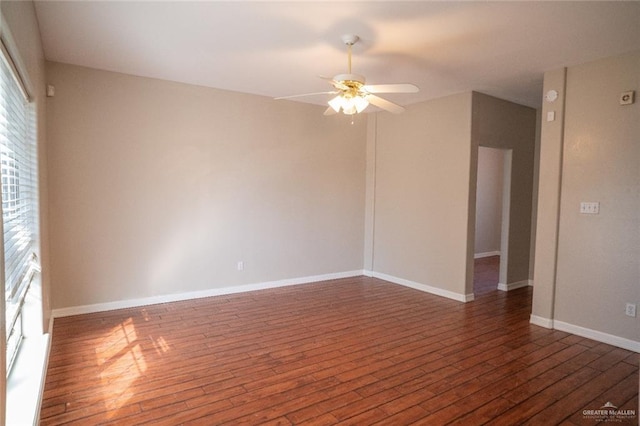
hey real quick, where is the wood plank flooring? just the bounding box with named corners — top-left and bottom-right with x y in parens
top-left (41, 262), bottom-right (638, 425)
top-left (473, 255), bottom-right (502, 295)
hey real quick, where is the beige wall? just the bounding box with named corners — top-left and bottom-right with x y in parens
top-left (363, 114), bottom-right (377, 272)
top-left (553, 51), bottom-right (639, 342)
top-left (370, 92), bottom-right (535, 299)
top-left (475, 147), bottom-right (504, 255)
top-left (529, 110), bottom-right (541, 281)
top-left (46, 62), bottom-right (366, 309)
top-left (471, 93), bottom-right (537, 287)
top-left (371, 93), bottom-right (473, 299)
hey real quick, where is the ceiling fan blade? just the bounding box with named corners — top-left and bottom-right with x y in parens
top-left (330, 81), bottom-right (349, 91)
top-left (323, 106), bottom-right (338, 116)
top-left (316, 75), bottom-right (348, 91)
top-left (275, 91), bottom-right (338, 100)
top-left (367, 94), bottom-right (405, 114)
top-left (362, 83), bottom-right (419, 94)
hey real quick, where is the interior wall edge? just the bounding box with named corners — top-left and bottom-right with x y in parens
top-left (530, 314), bottom-right (554, 329)
top-left (530, 67), bottom-right (568, 321)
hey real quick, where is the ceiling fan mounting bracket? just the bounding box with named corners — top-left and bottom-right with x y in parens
top-left (341, 34), bottom-right (359, 46)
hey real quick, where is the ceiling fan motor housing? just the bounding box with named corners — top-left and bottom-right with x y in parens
top-left (334, 73), bottom-right (366, 84)
top-left (333, 73), bottom-right (366, 98)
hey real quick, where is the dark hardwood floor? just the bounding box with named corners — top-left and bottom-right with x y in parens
top-left (473, 255), bottom-right (501, 295)
top-left (41, 261), bottom-right (638, 425)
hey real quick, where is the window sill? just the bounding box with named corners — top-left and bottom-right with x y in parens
top-left (6, 276), bottom-right (49, 426)
top-left (6, 332), bottom-right (49, 425)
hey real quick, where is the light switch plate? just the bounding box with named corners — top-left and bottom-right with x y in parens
top-left (580, 202), bottom-right (600, 214)
top-left (546, 111), bottom-right (555, 122)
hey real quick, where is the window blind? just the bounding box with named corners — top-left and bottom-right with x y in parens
top-left (0, 40), bottom-right (38, 370)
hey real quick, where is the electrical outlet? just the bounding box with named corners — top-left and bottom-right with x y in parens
top-left (625, 303), bottom-right (636, 318)
top-left (237, 261), bottom-right (244, 271)
top-left (620, 91), bottom-right (635, 106)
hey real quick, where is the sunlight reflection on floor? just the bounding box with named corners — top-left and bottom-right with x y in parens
top-left (95, 317), bottom-right (150, 416)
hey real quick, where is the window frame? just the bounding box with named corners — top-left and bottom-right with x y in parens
top-left (0, 36), bottom-right (40, 377)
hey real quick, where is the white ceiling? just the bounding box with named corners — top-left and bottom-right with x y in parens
top-left (34, 1), bottom-right (640, 109)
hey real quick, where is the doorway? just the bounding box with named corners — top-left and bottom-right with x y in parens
top-left (473, 147), bottom-right (512, 295)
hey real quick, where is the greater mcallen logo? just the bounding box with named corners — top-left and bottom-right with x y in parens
top-left (583, 401), bottom-right (636, 422)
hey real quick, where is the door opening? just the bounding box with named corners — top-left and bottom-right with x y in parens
top-left (473, 147), bottom-right (512, 295)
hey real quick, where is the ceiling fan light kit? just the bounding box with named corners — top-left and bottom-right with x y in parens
top-left (276, 34), bottom-right (419, 117)
top-left (328, 93), bottom-right (369, 115)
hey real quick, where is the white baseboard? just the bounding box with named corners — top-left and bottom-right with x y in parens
top-left (497, 280), bottom-right (530, 292)
top-left (363, 269), bottom-right (374, 277)
top-left (474, 251), bottom-right (500, 259)
top-left (529, 315), bottom-right (640, 353)
top-left (530, 314), bottom-right (554, 329)
top-left (528, 279), bottom-right (534, 287)
top-left (52, 270), bottom-right (364, 318)
top-left (553, 320), bottom-right (640, 353)
top-left (371, 271), bottom-right (473, 303)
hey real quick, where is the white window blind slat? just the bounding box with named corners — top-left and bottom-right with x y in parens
top-left (0, 43), bottom-right (39, 371)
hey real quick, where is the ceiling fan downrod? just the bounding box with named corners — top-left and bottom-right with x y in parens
top-left (341, 34), bottom-right (359, 74)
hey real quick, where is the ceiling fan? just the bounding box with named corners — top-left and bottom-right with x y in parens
top-left (276, 34), bottom-right (419, 116)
